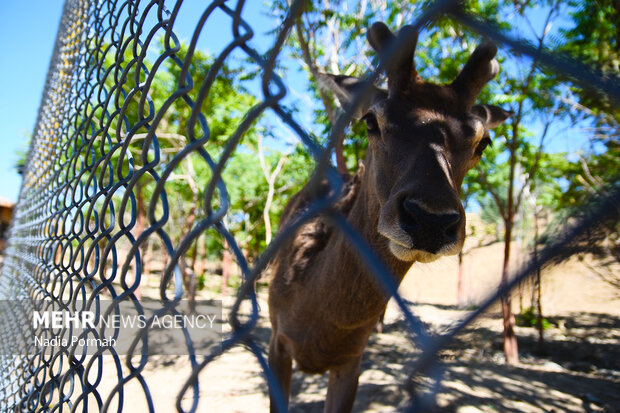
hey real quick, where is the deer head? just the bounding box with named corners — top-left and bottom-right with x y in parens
top-left (320, 22), bottom-right (511, 263)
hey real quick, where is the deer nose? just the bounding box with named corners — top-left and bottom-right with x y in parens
top-left (400, 199), bottom-right (461, 251)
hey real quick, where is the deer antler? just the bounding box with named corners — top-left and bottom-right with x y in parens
top-left (451, 42), bottom-right (500, 109)
top-left (367, 22), bottom-right (499, 108)
top-left (367, 22), bottom-right (418, 94)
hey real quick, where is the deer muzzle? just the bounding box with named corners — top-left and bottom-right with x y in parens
top-left (378, 196), bottom-right (464, 262)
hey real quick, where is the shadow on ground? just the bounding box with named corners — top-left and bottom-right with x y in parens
top-left (255, 307), bottom-right (620, 412)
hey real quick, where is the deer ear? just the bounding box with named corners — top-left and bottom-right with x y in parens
top-left (318, 73), bottom-right (386, 119)
top-left (471, 104), bottom-right (513, 129)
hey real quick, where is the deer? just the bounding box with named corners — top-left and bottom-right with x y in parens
top-left (267, 21), bottom-right (511, 413)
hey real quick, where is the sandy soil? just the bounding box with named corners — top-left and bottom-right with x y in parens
top-left (78, 239), bottom-right (620, 413)
top-left (3, 238), bottom-right (618, 412)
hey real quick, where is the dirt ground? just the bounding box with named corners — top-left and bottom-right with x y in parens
top-left (2, 236), bottom-right (618, 412)
top-left (80, 239), bottom-right (620, 413)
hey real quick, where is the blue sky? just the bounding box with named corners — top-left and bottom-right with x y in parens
top-left (0, 0), bottom-right (65, 202)
top-left (0, 1), bottom-right (589, 204)
top-left (0, 0), bottom-right (289, 204)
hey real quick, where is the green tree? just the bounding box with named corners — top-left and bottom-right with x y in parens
top-left (469, 0), bottom-right (568, 363)
top-left (80, 37), bottom-right (312, 306)
top-left (556, 0), bottom-right (619, 137)
top-left (546, 0), bottom-right (620, 292)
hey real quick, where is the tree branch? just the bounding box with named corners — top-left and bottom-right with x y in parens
top-left (258, 137), bottom-right (288, 245)
top-left (294, 10), bottom-right (348, 176)
top-left (476, 166), bottom-right (508, 221)
top-left (515, 119), bottom-right (552, 212)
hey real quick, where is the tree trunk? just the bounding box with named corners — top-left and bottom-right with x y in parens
top-left (133, 182), bottom-right (146, 299)
top-left (534, 210), bottom-right (544, 352)
top-left (501, 218), bottom-right (519, 365)
top-left (258, 138), bottom-right (287, 246)
top-left (221, 240), bottom-right (233, 297)
top-left (518, 273), bottom-right (524, 313)
top-left (499, 116), bottom-right (520, 365)
top-left (293, 17), bottom-right (349, 177)
top-left (181, 203), bottom-right (198, 313)
top-left (194, 236), bottom-right (206, 276)
top-left (160, 236), bottom-right (168, 284)
top-left (144, 237), bottom-right (153, 276)
top-left (457, 250), bottom-right (465, 308)
top-left (180, 257), bottom-right (197, 313)
top-left (191, 236), bottom-right (199, 275)
top-left (335, 139), bottom-right (348, 176)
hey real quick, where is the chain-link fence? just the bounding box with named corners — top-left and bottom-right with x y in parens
top-left (0, 0), bottom-right (618, 412)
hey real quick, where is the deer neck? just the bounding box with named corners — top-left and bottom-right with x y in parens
top-left (317, 157), bottom-right (413, 324)
top-left (345, 159), bottom-right (413, 281)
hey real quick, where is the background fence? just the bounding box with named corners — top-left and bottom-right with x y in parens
top-left (0, 0), bottom-right (618, 412)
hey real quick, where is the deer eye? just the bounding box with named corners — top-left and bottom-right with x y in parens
top-left (362, 113), bottom-right (379, 134)
top-left (474, 135), bottom-right (492, 157)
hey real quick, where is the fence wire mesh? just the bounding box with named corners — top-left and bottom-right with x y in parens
top-left (0, 0), bottom-right (618, 412)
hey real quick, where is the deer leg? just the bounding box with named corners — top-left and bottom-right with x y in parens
top-left (376, 308), bottom-right (386, 333)
top-left (324, 357), bottom-right (362, 413)
top-left (268, 334), bottom-right (292, 413)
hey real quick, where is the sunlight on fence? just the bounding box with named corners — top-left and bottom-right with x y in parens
top-left (0, 0), bottom-right (617, 412)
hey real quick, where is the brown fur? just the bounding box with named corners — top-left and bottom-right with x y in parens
top-left (269, 163), bottom-right (409, 372)
top-left (267, 22), bottom-right (511, 413)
